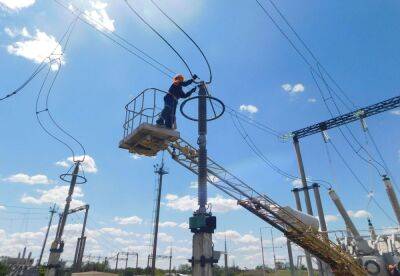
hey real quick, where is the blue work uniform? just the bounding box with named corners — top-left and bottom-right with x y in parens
top-left (157, 79), bottom-right (195, 128)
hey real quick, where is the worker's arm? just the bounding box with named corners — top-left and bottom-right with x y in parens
top-left (181, 79), bottom-right (194, 87)
top-left (180, 87), bottom-right (197, 98)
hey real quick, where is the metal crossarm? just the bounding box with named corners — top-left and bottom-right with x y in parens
top-left (167, 138), bottom-right (365, 275)
top-left (291, 95), bottom-right (400, 139)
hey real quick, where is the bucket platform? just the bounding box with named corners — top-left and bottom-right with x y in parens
top-left (119, 123), bottom-right (179, 156)
top-left (120, 88), bottom-right (177, 157)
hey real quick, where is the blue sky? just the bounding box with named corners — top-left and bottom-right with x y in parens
top-left (0, 0), bottom-right (400, 269)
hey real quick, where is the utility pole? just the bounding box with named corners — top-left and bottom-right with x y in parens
top-left (259, 228), bottom-right (266, 276)
top-left (270, 228), bottom-right (277, 272)
top-left (115, 252), bottom-right (119, 271)
top-left (286, 240), bottom-right (295, 276)
top-left (46, 161), bottom-right (81, 276)
top-left (292, 187), bottom-right (314, 276)
top-left (73, 204), bottom-right (89, 272)
top-left (38, 204), bottom-right (56, 267)
top-left (382, 175), bottom-right (400, 225)
top-left (224, 236), bottom-right (228, 276)
top-left (189, 82), bottom-right (216, 276)
top-left (169, 247), bottom-right (172, 275)
top-left (152, 160), bottom-right (168, 276)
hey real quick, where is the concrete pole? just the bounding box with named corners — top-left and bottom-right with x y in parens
top-left (224, 236), bottom-right (228, 276)
top-left (259, 229), bottom-right (266, 276)
top-left (270, 228), bottom-right (277, 272)
top-left (192, 82), bottom-right (214, 276)
top-left (169, 247), bottom-right (172, 275)
top-left (38, 204), bottom-right (56, 266)
top-left (135, 253), bottom-right (138, 269)
top-left (328, 189), bottom-right (373, 255)
top-left (292, 188), bottom-right (314, 276)
top-left (286, 240), bottom-right (295, 276)
top-left (152, 161), bottom-right (168, 276)
top-left (293, 137), bottom-right (313, 215)
top-left (313, 184), bottom-right (330, 275)
top-left (47, 162), bottom-right (80, 276)
top-left (115, 252), bottom-right (119, 271)
top-left (382, 175), bottom-right (400, 225)
top-left (125, 252), bottom-right (129, 269)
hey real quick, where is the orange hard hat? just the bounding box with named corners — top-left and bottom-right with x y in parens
top-left (173, 74), bottom-right (184, 84)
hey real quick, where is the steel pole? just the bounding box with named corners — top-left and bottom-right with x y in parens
top-left (125, 252), bottom-right (129, 269)
top-left (115, 252), bottom-right (119, 271)
top-left (152, 162), bottom-right (168, 276)
top-left (169, 247), bottom-right (172, 275)
top-left (38, 204), bottom-right (56, 266)
top-left (224, 236), bottom-right (228, 276)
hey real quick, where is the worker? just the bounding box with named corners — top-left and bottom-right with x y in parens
top-left (156, 74), bottom-right (198, 129)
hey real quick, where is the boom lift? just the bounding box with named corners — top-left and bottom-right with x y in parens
top-left (120, 87), bottom-right (366, 276)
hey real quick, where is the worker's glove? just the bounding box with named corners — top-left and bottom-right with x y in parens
top-left (189, 87), bottom-right (197, 96)
top-left (192, 74), bottom-right (199, 80)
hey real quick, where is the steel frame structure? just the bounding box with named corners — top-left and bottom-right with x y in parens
top-left (290, 95), bottom-right (400, 139)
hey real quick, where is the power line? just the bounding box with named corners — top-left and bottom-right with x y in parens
top-left (35, 16), bottom-right (84, 161)
top-left (149, 0), bottom-right (213, 84)
top-left (124, 0), bottom-right (196, 80)
top-left (53, 0), bottom-right (176, 79)
top-left (230, 111), bottom-right (331, 189)
top-left (328, 139), bottom-right (397, 225)
top-left (263, 0), bottom-right (356, 109)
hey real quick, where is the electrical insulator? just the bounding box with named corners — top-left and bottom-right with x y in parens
top-left (321, 130), bottom-right (330, 143)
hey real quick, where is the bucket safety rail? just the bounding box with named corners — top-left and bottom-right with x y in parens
top-left (167, 138), bottom-right (365, 276)
top-left (122, 88), bottom-right (168, 139)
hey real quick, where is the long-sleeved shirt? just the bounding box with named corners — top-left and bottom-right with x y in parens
top-left (165, 79), bottom-right (194, 107)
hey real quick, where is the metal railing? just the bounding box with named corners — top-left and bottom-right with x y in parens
top-left (122, 88), bottom-right (168, 139)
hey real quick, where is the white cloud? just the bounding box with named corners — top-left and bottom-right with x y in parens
top-left (56, 155), bottom-right (98, 173)
top-left (239, 104), bottom-right (258, 114)
top-left (84, 1), bottom-right (115, 32)
top-left (164, 194), bottom-right (239, 213)
top-left (281, 83), bottom-right (305, 94)
top-left (391, 110), bottom-right (400, 116)
top-left (291, 179), bottom-right (302, 188)
top-left (3, 173), bottom-right (51, 185)
top-left (20, 185), bottom-right (84, 208)
top-left (0, 205), bottom-right (5, 210)
top-left (308, 98), bottom-right (317, 103)
top-left (131, 154), bottom-right (141, 160)
top-left (7, 29), bottom-right (64, 71)
top-left (178, 222), bottom-right (188, 229)
top-left (348, 210), bottom-right (371, 219)
top-left (189, 181), bottom-right (198, 189)
top-left (324, 214), bottom-right (339, 223)
top-left (114, 216), bottom-right (143, 225)
top-left (4, 27), bottom-right (30, 38)
top-left (292, 84), bottom-right (305, 93)
top-left (159, 221), bottom-right (177, 228)
top-left (281, 83), bottom-right (292, 92)
top-left (0, 0), bottom-right (35, 11)
top-left (215, 230), bottom-right (258, 245)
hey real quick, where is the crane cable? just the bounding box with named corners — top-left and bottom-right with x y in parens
top-left (124, 0), bottom-right (204, 82)
top-left (149, 0), bottom-right (212, 84)
top-left (53, 0), bottom-right (176, 79)
top-left (35, 15), bottom-right (86, 163)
